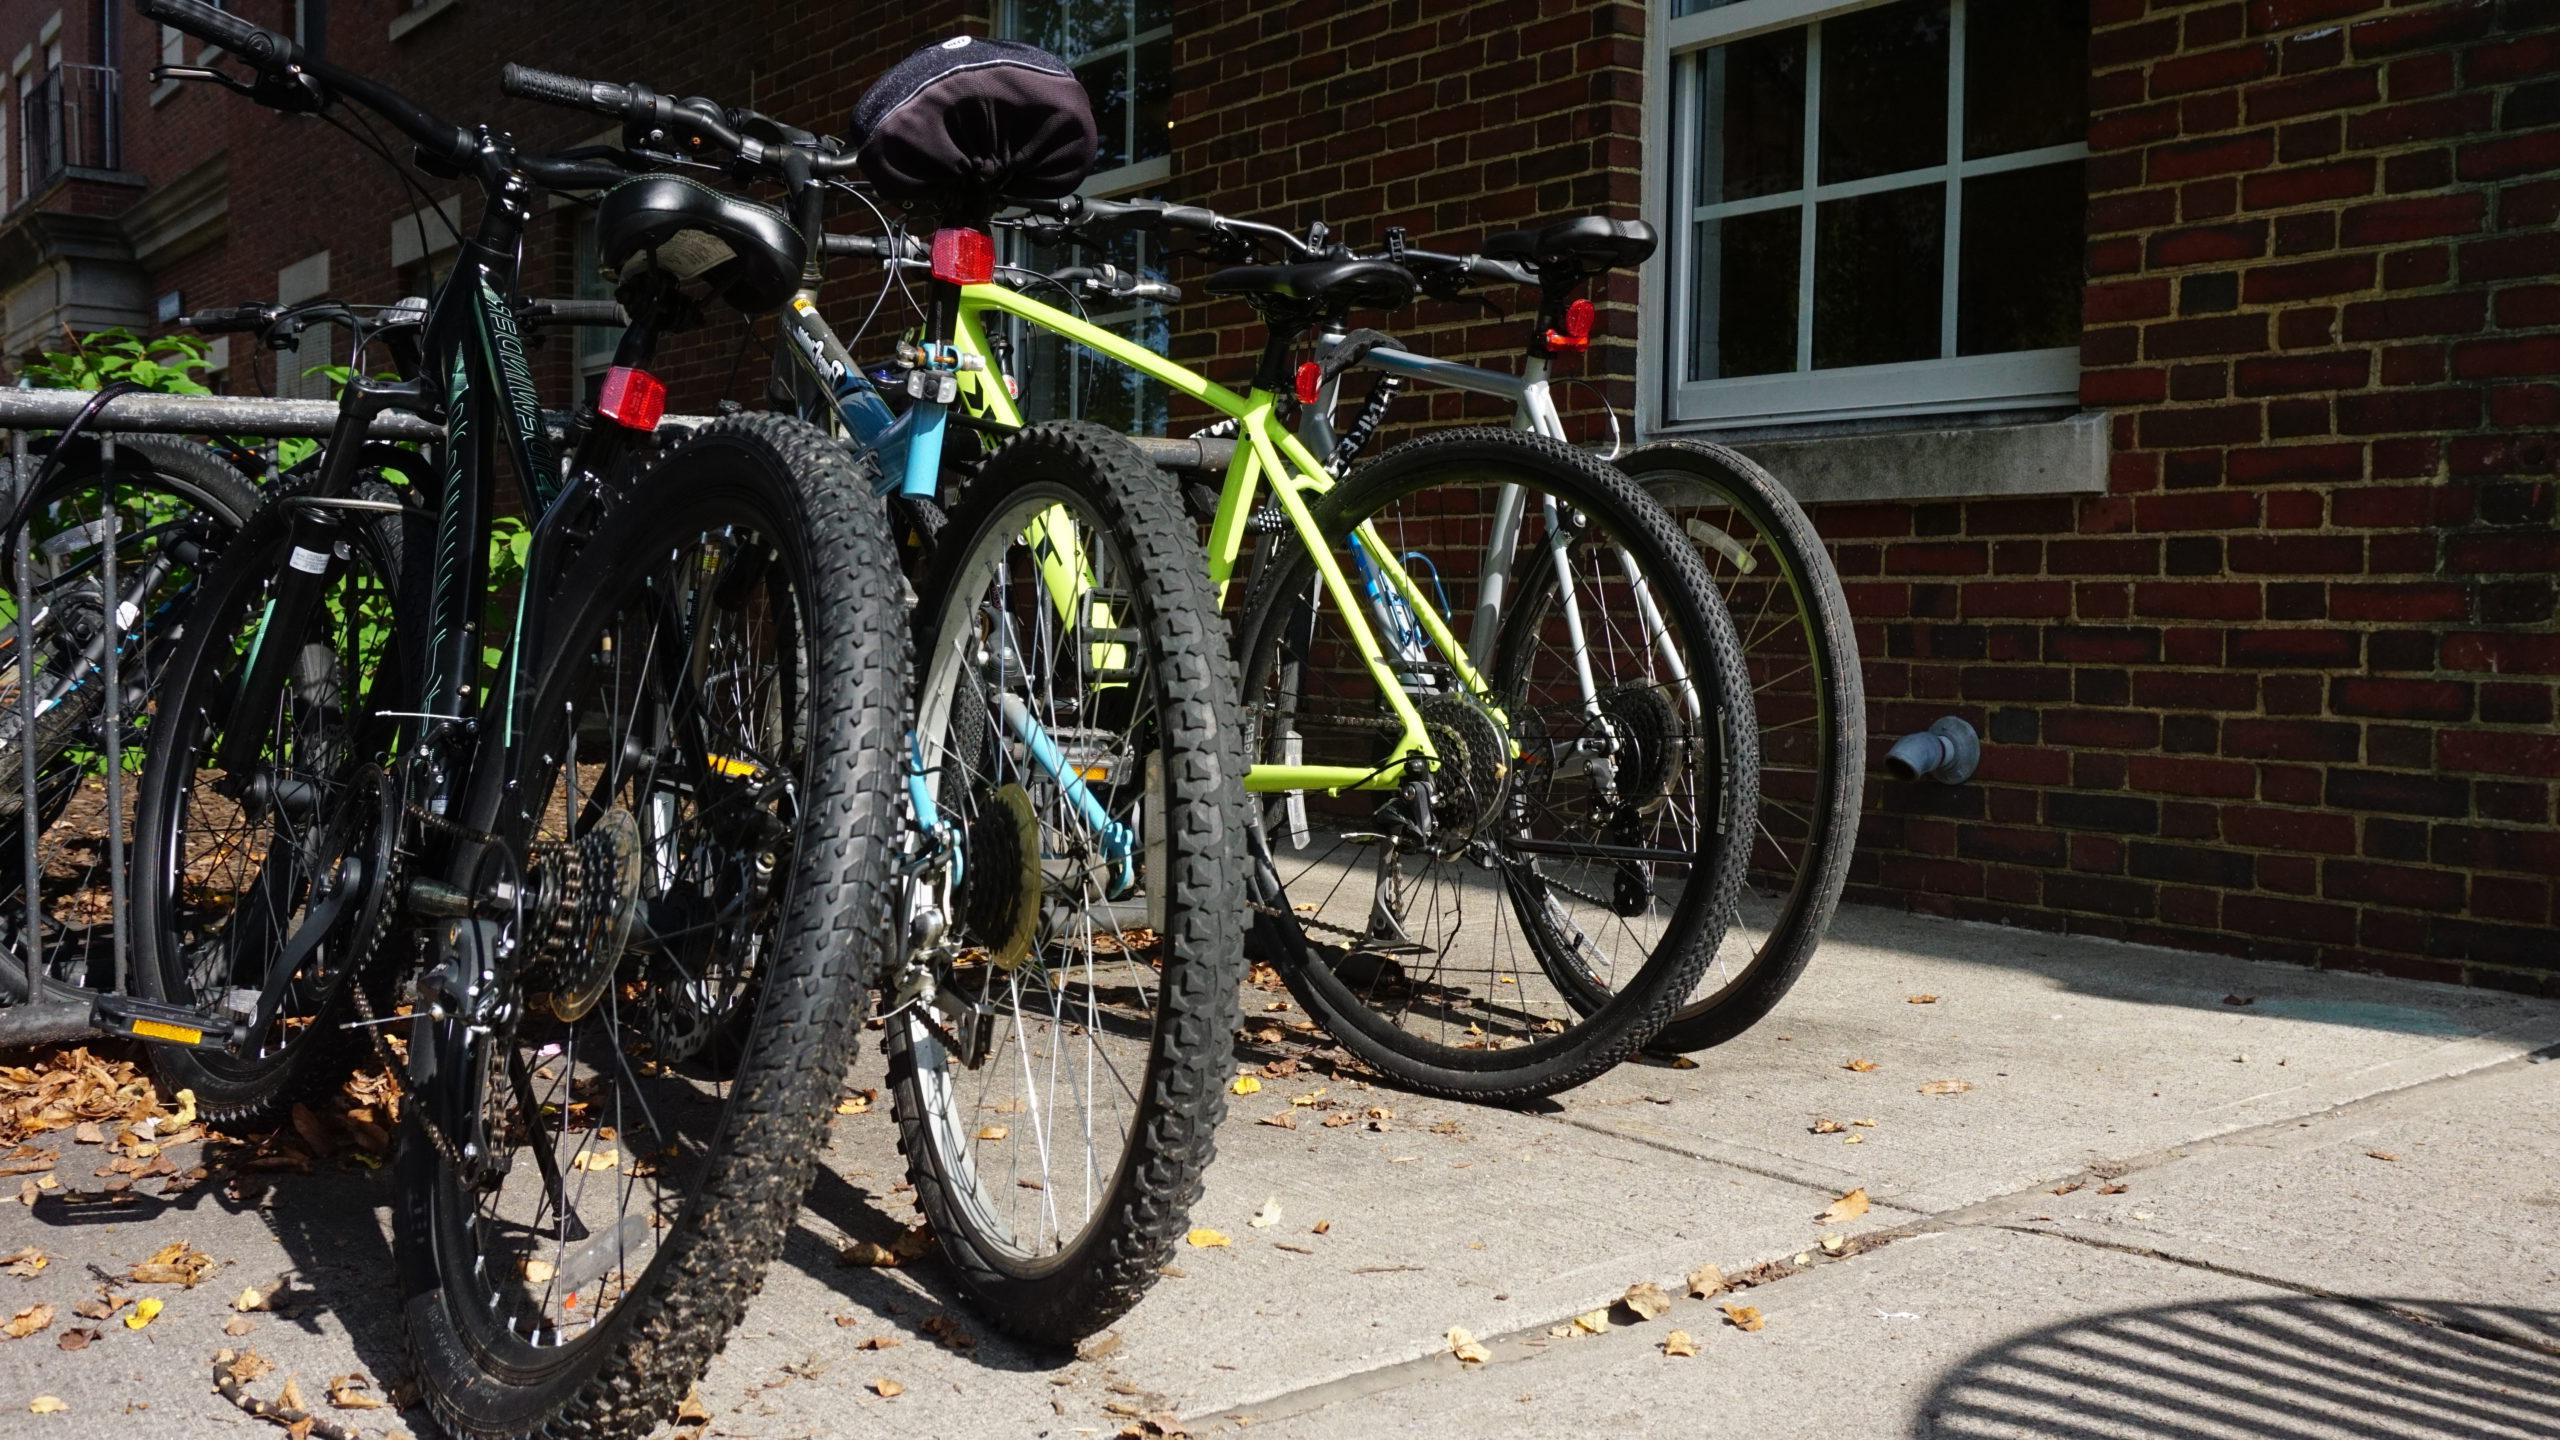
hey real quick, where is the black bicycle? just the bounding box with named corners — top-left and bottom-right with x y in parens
top-left (123, 5), bottom-right (909, 1437)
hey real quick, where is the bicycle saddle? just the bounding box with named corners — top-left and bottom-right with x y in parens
top-left (1483, 216), bottom-right (1658, 275)
top-left (1205, 260), bottom-right (1417, 316)
top-left (593, 174), bottom-right (806, 314)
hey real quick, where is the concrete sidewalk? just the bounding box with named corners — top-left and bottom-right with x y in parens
top-left (1, 903), bottom-right (2554, 1438)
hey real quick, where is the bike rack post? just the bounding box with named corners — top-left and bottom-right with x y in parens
top-left (96, 434), bottom-right (127, 995)
top-left (12, 428), bottom-right (45, 1012)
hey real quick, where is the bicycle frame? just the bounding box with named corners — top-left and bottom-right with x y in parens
top-left (1300, 335), bottom-right (1704, 729)
top-left (777, 275), bottom-right (1490, 797)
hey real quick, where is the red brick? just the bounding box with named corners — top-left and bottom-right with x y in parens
top-left (2228, 443), bottom-right (2364, 483)
top-left (2149, 221), bottom-right (2273, 267)
top-left (2135, 581), bottom-right (2265, 619)
top-left (2348, 0), bottom-right (2496, 59)
top-left (2441, 730), bottom-right (2560, 779)
top-left (2242, 254), bottom-right (2376, 305)
top-left (2333, 676), bottom-right (2472, 721)
top-left (2227, 894), bottom-right (2359, 945)
top-left (2229, 628), bottom-right (2362, 667)
top-left (2240, 158), bottom-right (2376, 210)
top-left (2332, 583), bottom-right (2471, 622)
top-left (2338, 387), bottom-right (2485, 433)
top-left (2452, 334), bottom-right (2560, 380)
top-left (2131, 754), bottom-right (2259, 799)
top-left (2227, 534), bottom-right (2365, 572)
top-left (2460, 233), bottom-right (2560, 283)
top-left (2153, 42), bottom-right (2279, 97)
top-left (2084, 367), bottom-right (2173, 406)
top-left (2459, 129), bottom-right (2560, 184)
top-left (2235, 350), bottom-right (2374, 394)
top-left (1962, 582), bottom-right (2074, 619)
top-left (2222, 804), bottom-right (2357, 853)
top-left (2495, 285), bottom-right (2560, 329)
top-left (2243, 65), bottom-right (2381, 123)
top-left (2342, 291), bottom-right (2489, 340)
top-left (2469, 31), bottom-right (2560, 86)
top-left (2152, 130), bottom-right (2278, 182)
top-left (2139, 403), bottom-right (2267, 447)
top-left (2323, 859), bottom-right (2468, 912)
top-left (2339, 193), bottom-right (2490, 247)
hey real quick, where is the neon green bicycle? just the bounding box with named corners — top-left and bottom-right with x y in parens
top-left (846, 196), bottom-right (1763, 1102)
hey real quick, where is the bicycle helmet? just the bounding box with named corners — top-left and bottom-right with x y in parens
top-left (849, 36), bottom-right (1097, 214)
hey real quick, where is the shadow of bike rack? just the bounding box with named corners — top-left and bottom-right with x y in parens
top-left (0, 387), bottom-right (442, 1047)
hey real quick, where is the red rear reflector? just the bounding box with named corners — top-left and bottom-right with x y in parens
top-left (596, 367), bottom-right (666, 431)
top-left (931, 228), bottom-right (996, 285)
top-left (1564, 297), bottom-right (1594, 340)
top-left (1294, 361), bottom-right (1322, 406)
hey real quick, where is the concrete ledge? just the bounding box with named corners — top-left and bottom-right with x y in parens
top-left (1714, 411), bottom-right (2111, 505)
top-left (389, 0), bottom-right (462, 42)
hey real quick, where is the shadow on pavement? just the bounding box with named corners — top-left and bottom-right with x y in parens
top-left (1913, 1295), bottom-right (2560, 1438)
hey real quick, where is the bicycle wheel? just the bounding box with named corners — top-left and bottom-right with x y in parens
top-left (1615, 439), bottom-right (1863, 1052)
top-left (1237, 427), bottom-right (1756, 1100)
top-left (397, 416), bottom-right (907, 1440)
top-left (127, 475), bottom-right (414, 1126)
top-left (0, 439), bottom-right (261, 993)
top-left (888, 421), bottom-right (1246, 1344)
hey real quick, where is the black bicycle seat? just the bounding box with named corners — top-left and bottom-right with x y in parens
top-left (594, 174), bottom-right (806, 314)
top-left (1204, 259), bottom-right (1416, 315)
top-left (1482, 216), bottom-right (1658, 275)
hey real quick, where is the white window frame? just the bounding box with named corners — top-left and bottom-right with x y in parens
top-left (1000, 0), bottom-right (1172, 194)
top-left (1640, 0), bottom-right (2087, 433)
top-left (275, 249), bottom-right (331, 401)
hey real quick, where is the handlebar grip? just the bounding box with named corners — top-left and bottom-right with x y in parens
top-left (502, 63), bottom-right (636, 117)
top-left (820, 233), bottom-right (925, 261)
top-left (1125, 280), bottom-right (1183, 304)
top-left (138, 0), bottom-right (296, 68)
top-left (179, 305), bottom-right (273, 333)
top-left (1158, 204), bottom-right (1218, 231)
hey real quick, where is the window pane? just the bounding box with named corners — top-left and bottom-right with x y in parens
top-left (1688, 207), bottom-right (1801, 381)
top-left (1079, 54), bottom-right (1129, 169)
top-left (1818, 0), bottom-right (1951, 185)
top-left (1695, 29), bottom-right (1805, 204)
top-left (1813, 183), bottom-right (1943, 369)
top-left (1136, 0), bottom-right (1168, 32)
top-left (1958, 161), bottom-right (2084, 355)
top-left (1134, 35), bottom-right (1172, 162)
top-left (1965, 0), bottom-right (2088, 157)
top-left (1674, 0), bottom-right (1750, 14)
top-left (1017, 0), bottom-right (1124, 61)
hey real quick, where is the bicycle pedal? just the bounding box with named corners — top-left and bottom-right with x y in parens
top-left (89, 993), bottom-right (246, 1053)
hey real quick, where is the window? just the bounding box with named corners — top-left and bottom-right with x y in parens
top-left (1651, 0), bottom-right (2088, 429)
top-left (275, 250), bottom-right (332, 401)
top-left (998, 1), bottom-right (1177, 433)
top-left (570, 216), bottom-right (621, 402)
top-left (1004, 0), bottom-right (1171, 192)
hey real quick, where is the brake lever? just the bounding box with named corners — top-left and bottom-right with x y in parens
top-left (150, 64), bottom-right (257, 97)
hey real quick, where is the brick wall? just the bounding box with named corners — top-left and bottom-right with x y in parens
top-left (1838, 0), bottom-right (2557, 993)
top-left (8, 0), bottom-right (2553, 989)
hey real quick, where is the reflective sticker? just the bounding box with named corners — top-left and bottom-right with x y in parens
top-left (288, 546), bottom-right (331, 574)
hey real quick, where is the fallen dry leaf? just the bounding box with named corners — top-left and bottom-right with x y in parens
top-left (1842, 1058), bottom-right (1878, 1073)
top-left (1622, 1282), bottom-right (1671, 1322)
top-left (1248, 1199), bottom-right (1281, 1230)
top-left (327, 1375), bottom-right (385, 1410)
top-left (1919, 1079), bottom-right (1974, 1096)
top-left (524, 1258), bottom-right (558, 1283)
top-left (1258, 1111), bottom-right (1298, 1130)
top-left (227, 1349), bottom-right (276, 1383)
top-left (571, 1148), bottom-right (621, 1172)
top-left (870, 1377), bottom-right (904, 1399)
top-left (224, 1315), bottom-right (254, 1337)
top-left (839, 1241), bottom-right (898, 1269)
top-left (1185, 1228), bottom-right (1231, 1249)
top-left (975, 1125), bottom-right (1009, 1142)
top-left (130, 1241), bottom-right (214, 1287)
top-left (835, 1091), bottom-right (874, 1117)
top-left (1311, 1219), bottom-right (1332, 1235)
top-left (2099, 1182), bottom-right (2128, 1196)
top-left (0, 1248), bottom-right (41, 1280)
top-left (1721, 1303), bottom-right (1765, 1333)
top-left (1230, 1076), bottom-right (1262, 1096)
top-left (1809, 1117), bottom-right (1844, 1135)
top-left (1686, 1264), bottom-right (1726, 1298)
top-left (1820, 1233), bottom-right (1846, 1255)
top-left (2366, 1149), bottom-right (2400, 1162)
top-left (1819, 1188), bottom-right (1871, 1224)
top-left (1571, 1309), bottom-right (1609, 1335)
top-left (28, 1395), bottom-right (65, 1414)
top-left (5, 1303), bottom-right (55, 1339)
top-left (676, 1385), bottom-right (711, 1424)
top-left (124, 1297), bottom-right (162, 1330)
top-left (858, 1334), bottom-right (903, 1352)
top-left (1662, 1329), bottom-right (1699, 1357)
top-left (1447, 1326), bottom-right (1490, 1365)
top-left (55, 1327), bottom-right (96, 1351)
top-left (1907, 994), bottom-right (1938, 1005)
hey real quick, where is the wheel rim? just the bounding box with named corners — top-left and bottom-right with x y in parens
top-left (903, 482), bottom-right (1166, 1265)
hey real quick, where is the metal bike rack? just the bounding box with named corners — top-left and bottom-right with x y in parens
top-left (0, 388), bottom-right (442, 1046)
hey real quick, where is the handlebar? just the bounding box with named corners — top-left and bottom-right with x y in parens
top-left (819, 232), bottom-right (927, 262)
top-left (517, 298), bottom-right (630, 329)
top-left (141, 0), bottom-right (472, 167)
top-left (1030, 195), bottom-right (1321, 260)
top-left (1381, 244), bottom-right (1537, 293)
top-left (501, 63), bottom-right (861, 180)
